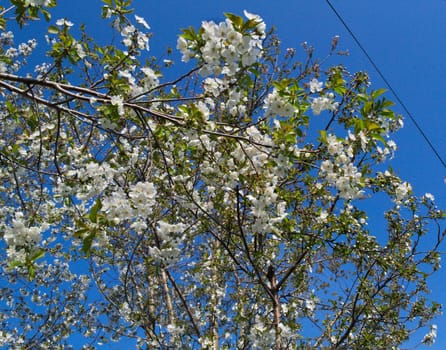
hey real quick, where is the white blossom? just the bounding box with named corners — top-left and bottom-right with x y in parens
top-left (309, 78), bottom-right (323, 93)
top-left (422, 324), bottom-right (437, 345)
top-left (29, 0), bottom-right (50, 6)
top-left (134, 15), bottom-right (150, 30)
top-left (311, 93), bottom-right (339, 115)
top-left (263, 89), bottom-right (298, 117)
top-left (110, 95), bottom-right (125, 116)
top-left (56, 18), bottom-right (74, 27)
top-left (394, 181), bottom-right (412, 203)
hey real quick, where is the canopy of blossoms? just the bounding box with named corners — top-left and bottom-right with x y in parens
top-left (0, 1), bottom-right (444, 349)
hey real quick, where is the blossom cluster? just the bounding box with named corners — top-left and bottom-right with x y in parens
top-left (28, 0), bottom-right (50, 6)
top-left (263, 89), bottom-right (298, 117)
top-left (378, 170), bottom-right (413, 204)
top-left (177, 11), bottom-right (265, 77)
top-left (120, 15), bottom-right (151, 51)
top-left (3, 212), bottom-right (44, 263)
top-left (121, 24), bottom-right (149, 51)
top-left (101, 181), bottom-right (157, 227)
top-left (422, 324), bottom-right (437, 345)
top-left (118, 66), bottom-right (159, 99)
top-left (0, 30), bottom-right (38, 73)
top-left (319, 134), bottom-right (363, 200)
top-left (311, 92), bottom-right (338, 115)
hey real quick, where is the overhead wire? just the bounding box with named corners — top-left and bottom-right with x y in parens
top-left (325, 0), bottom-right (446, 169)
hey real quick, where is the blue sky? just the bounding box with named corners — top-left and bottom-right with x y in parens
top-left (11, 0), bottom-right (446, 348)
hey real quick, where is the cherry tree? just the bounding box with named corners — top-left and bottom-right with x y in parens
top-left (0, 0), bottom-right (444, 348)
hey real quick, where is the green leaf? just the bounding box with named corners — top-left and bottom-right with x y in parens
top-left (381, 99), bottom-right (394, 108)
top-left (74, 227), bottom-right (89, 238)
top-left (8, 260), bottom-right (24, 268)
top-left (41, 8), bottom-right (51, 21)
top-left (365, 121), bottom-right (381, 131)
top-left (352, 118), bottom-right (365, 133)
top-left (356, 93), bottom-right (369, 102)
top-left (371, 133), bottom-right (385, 144)
top-left (244, 18), bottom-right (260, 30)
top-left (82, 231), bottom-right (96, 257)
top-left (48, 25), bottom-right (59, 34)
top-left (333, 85), bottom-right (346, 95)
top-left (319, 130), bottom-right (327, 143)
top-left (224, 13), bottom-right (243, 29)
top-left (371, 88), bottom-right (387, 99)
top-left (0, 17), bottom-right (6, 31)
top-left (181, 27), bottom-right (196, 41)
top-left (89, 198), bottom-right (102, 223)
top-left (28, 265), bottom-right (35, 280)
top-left (30, 249), bottom-right (45, 262)
top-left (26, 113), bottom-right (39, 131)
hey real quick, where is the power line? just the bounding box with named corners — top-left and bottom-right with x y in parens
top-left (325, 0), bottom-right (446, 169)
